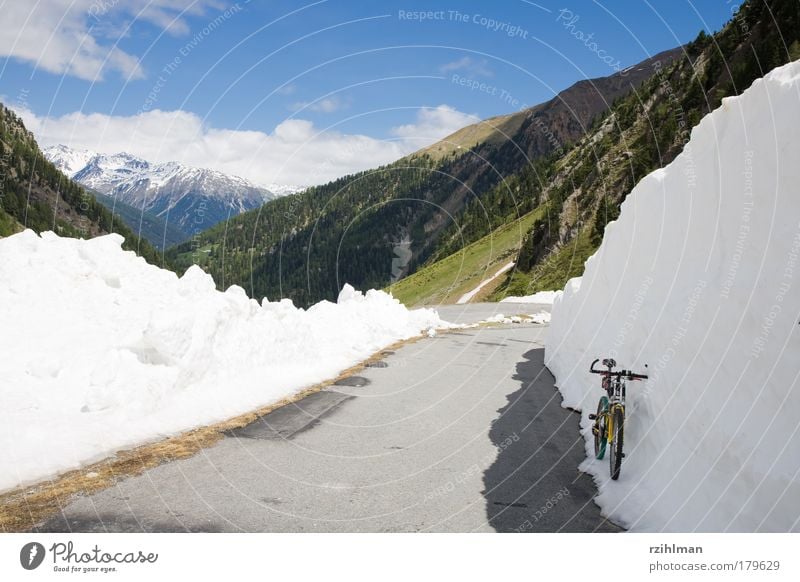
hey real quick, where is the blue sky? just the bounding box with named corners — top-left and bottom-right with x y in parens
top-left (1, 0), bottom-right (740, 186)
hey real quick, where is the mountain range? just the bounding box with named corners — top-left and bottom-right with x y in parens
top-left (5, 0), bottom-right (799, 311)
top-left (44, 145), bottom-right (299, 246)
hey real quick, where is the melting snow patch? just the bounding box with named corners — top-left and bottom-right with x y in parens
top-left (500, 290), bottom-right (561, 304)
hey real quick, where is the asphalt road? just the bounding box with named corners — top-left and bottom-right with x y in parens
top-left (38, 303), bottom-right (620, 533)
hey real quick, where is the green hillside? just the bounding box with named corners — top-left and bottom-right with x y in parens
top-left (388, 206), bottom-right (544, 306)
top-left (92, 191), bottom-right (188, 250)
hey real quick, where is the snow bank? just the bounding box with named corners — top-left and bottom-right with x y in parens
top-left (500, 290), bottom-right (561, 304)
top-left (546, 61), bottom-right (800, 531)
top-left (483, 312), bottom-right (551, 325)
top-left (0, 231), bottom-right (448, 492)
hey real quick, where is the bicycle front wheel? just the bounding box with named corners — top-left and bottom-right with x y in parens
top-left (593, 396), bottom-right (609, 460)
top-left (609, 406), bottom-right (625, 480)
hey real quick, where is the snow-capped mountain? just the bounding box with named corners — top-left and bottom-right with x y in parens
top-left (43, 145), bottom-right (283, 234)
top-left (262, 182), bottom-right (306, 197)
top-left (44, 144), bottom-right (97, 177)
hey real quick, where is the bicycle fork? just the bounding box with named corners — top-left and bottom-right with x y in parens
top-left (606, 404), bottom-right (624, 443)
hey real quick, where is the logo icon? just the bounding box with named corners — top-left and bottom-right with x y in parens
top-left (20, 542), bottom-right (45, 570)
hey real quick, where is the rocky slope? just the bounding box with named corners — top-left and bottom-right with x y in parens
top-left (493, 0), bottom-right (800, 299)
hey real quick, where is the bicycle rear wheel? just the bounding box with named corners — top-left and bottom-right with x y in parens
top-left (609, 406), bottom-right (625, 480)
top-left (593, 396), bottom-right (609, 459)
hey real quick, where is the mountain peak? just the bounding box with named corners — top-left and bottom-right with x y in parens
top-left (43, 144), bottom-right (96, 177)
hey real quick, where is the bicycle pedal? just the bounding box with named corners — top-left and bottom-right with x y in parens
top-left (588, 413), bottom-right (597, 420)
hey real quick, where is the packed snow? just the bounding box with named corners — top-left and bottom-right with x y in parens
top-left (546, 61), bottom-right (800, 531)
top-left (500, 290), bottom-right (561, 304)
top-left (483, 312), bottom-right (551, 325)
top-left (0, 231), bottom-right (450, 492)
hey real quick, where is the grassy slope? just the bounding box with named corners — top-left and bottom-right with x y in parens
top-left (416, 112), bottom-right (522, 162)
top-left (0, 206), bottom-right (23, 237)
top-left (388, 205), bottom-right (545, 306)
top-left (491, 226), bottom-right (596, 300)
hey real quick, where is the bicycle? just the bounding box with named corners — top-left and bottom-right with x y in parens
top-left (587, 358), bottom-right (648, 480)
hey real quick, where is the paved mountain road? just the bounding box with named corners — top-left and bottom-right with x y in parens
top-left (39, 303), bottom-right (620, 533)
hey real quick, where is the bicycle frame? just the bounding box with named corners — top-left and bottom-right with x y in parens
top-left (590, 358), bottom-right (647, 479)
top-left (604, 375), bottom-right (626, 444)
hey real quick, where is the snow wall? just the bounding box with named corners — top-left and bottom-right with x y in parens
top-left (546, 60), bottom-right (800, 531)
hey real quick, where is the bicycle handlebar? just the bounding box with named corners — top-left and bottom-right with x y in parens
top-left (589, 358), bottom-right (648, 380)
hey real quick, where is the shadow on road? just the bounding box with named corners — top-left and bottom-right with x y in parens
top-left (482, 348), bottom-right (622, 532)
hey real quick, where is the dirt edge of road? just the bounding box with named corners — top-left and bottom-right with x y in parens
top-left (0, 335), bottom-right (427, 532)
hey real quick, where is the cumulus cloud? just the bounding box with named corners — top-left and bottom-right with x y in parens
top-left (16, 105), bottom-right (479, 187)
top-left (391, 105), bottom-right (481, 144)
top-left (0, 0), bottom-right (223, 81)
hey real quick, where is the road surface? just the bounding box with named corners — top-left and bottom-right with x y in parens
top-left (37, 303), bottom-right (620, 533)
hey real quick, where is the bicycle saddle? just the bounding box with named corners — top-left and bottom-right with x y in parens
top-left (602, 358), bottom-right (616, 368)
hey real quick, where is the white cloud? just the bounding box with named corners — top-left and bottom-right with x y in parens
top-left (439, 57), bottom-right (494, 78)
top-left (0, 0), bottom-right (223, 81)
top-left (16, 105), bottom-right (480, 188)
top-left (391, 105), bottom-right (481, 144)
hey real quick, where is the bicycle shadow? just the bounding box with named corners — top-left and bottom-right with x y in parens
top-left (482, 347), bottom-right (622, 532)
